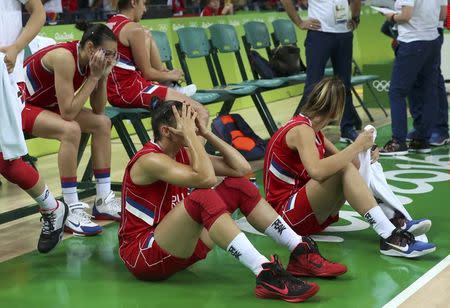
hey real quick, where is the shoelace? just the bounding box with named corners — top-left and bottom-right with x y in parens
top-left (303, 237), bottom-right (336, 265)
top-left (71, 208), bottom-right (94, 224)
top-left (108, 197), bottom-right (121, 212)
top-left (271, 256), bottom-right (308, 289)
top-left (40, 212), bottom-right (56, 235)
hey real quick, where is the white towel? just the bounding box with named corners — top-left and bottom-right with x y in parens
top-left (358, 125), bottom-right (428, 242)
top-left (0, 52), bottom-right (28, 160)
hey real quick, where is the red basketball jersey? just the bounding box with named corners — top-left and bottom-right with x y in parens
top-left (106, 14), bottom-right (149, 104)
top-left (263, 114), bottom-right (326, 210)
top-left (23, 41), bottom-right (89, 108)
top-left (119, 141), bottom-right (190, 248)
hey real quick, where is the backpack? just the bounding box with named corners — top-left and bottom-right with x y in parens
top-left (248, 50), bottom-right (276, 79)
top-left (211, 114), bottom-right (266, 161)
top-left (269, 45), bottom-right (306, 77)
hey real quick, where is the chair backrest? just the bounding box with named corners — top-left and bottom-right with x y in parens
top-left (209, 24), bottom-right (240, 53)
top-left (151, 30), bottom-right (172, 63)
top-left (272, 19), bottom-right (297, 46)
top-left (243, 21), bottom-right (271, 49)
top-left (176, 27), bottom-right (211, 58)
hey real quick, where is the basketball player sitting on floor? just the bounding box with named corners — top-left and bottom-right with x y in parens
top-left (118, 100), bottom-right (350, 302)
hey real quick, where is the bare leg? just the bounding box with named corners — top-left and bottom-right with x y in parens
top-left (145, 32), bottom-right (165, 71)
top-left (306, 162), bottom-right (378, 224)
top-left (74, 108), bottom-right (112, 170)
top-left (25, 177), bottom-right (45, 198)
top-left (31, 110), bottom-right (81, 178)
top-left (154, 201), bottom-right (239, 258)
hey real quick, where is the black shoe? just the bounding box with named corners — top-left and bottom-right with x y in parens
top-left (380, 139), bottom-right (408, 156)
top-left (408, 139), bottom-right (431, 153)
top-left (38, 201), bottom-right (69, 253)
top-left (380, 228), bottom-right (436, 258)
top-left (255, 255), bottom-right (319, 302)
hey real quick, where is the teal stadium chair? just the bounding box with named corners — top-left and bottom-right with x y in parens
top-left (272, 19), bottom-right (386, 121)
top-left (151, 30), bottom-right (221, 104)
top-left (176, 26), bottom-right (283, 135)
top-left (208, 23), bottom-right (285, 134)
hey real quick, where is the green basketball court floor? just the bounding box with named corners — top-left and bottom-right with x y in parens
top-left (0, 125), bottom-right (448, 308)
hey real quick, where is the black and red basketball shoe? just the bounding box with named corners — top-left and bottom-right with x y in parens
top-left (255, 255), bottom-right (319, 302)
top-left (286, 237), bottom-right (347, 277)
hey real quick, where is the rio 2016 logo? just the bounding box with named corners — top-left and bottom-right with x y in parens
top-left (372, 80), bottom-right (391, 92)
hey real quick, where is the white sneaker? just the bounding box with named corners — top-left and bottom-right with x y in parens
top-left (65, 202), bottom-right (102, 236)
top-left (173, 83), bottom-right (197, 97)
top-left (92, 191), bottom-right (121, 222)
top-left (38, 200), bottom-right (69, 253)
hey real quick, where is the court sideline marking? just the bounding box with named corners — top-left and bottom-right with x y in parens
top-left (382, 254), bottom-right (450, 307)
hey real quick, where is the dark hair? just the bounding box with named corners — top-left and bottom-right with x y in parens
top-left (75, 21), bottom-right (116, 48)
top-left (151, 100), bottom-right (183, 141)
top-left (117, 0), bottom-right (132, 10)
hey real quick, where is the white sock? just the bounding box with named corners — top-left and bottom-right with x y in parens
top-left (364, 206), bottom-right (396, 239)
top-left (264, 216), bottom-right (302, 252)
top-left (62, 187), bottom-right (78, 205)
top-left (35, 185), bottom-right (58, 212)
top-left (96, 177), bottom-right (111, 200)
top-left (226, 232), bottom-right (269, 275)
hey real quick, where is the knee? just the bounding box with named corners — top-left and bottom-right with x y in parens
top-left (60, 121), bottom-right (81, 144)
top-left (92, 114), bottom-right (112, 134)
top-left (221, 177), bottom-right (261, 216)
top-left (184, 189), bottom-right (228, 230)
top-left (1, 159), bottom-right (39, 190)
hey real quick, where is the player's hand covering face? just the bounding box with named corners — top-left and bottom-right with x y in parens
top-left (168, 104), bottom-right (198, 141)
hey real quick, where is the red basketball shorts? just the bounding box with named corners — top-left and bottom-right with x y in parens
top-left (277, 186), bottom-right (339, 236)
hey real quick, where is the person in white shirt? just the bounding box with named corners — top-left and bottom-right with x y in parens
top-left (280, 0), bottom-right (362, 143)
top-left (407, 0), bottom-right (449, 147)
top-left (380, 0), bottom-right (446, 155)
top-left (0, 0), bottom-right (68, 253)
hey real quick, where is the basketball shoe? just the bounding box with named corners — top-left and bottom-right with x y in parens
top-left (380, 228), bottom-right (436, 258)
top-left (390, 210), bottom-right (431, 236)
top-left (286, 237), bottom-right (347, 277)
top-left (38, 200), bottom-right (69, 253)
top-left (92, 191), bottom-right (121, 221)
top-left (65, 202), bottom-right (102, 236)
top-left (256, 255), bottom-right (319, 302)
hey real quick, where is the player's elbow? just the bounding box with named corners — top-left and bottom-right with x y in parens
top-left (195, 175), bottom-right (217, 188)
top-left (60, 110), bottom-right (77, 121)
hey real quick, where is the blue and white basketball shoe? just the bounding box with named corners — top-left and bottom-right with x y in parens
top-left (380, 229), bottom-right (436, 258)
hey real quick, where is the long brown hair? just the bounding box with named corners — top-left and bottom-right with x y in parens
top-left (297, 77), bottom-right (346, 121)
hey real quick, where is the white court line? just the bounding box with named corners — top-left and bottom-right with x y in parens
top-left (383, 254), bottom-right (450, 308)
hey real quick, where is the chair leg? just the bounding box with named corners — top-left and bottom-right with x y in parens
top-left (252, 93), bottom-right (278, 136)
top-left (130, 117), bottom-right (151, 145)
top-left (218, 99), bottom-right (235, 116)
top-left (352, 86), bottom-right (374, 122)
top-left (113, 118), bottom-right (138, 158)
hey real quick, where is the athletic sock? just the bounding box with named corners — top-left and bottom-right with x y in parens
top-left (264, 215), bottom-right (302, 252)
top-left (364, 206), bottom-right (396, 239)
top-left (35, 185), bottom-right (58, 212)
top-left (94, 168), bottom-right (111, 200)
top-left (226, 232), bottom-right (269, 275)
top-left (61, 176), bottom-right (78, 205)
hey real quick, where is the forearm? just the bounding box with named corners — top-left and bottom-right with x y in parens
top-left (350, 0), bottom-right (361, 18)
top-left (203, 131), bottom-right (250, 173)
top-left (392, 6), bottom-right (413, 23)
top-left (90, 78), bottom-right (107, 114)
top-left (311, 144), bottom-right (362, 181)
top-left (62, 77), bottom-right (99, 120)
top-left (15, 4), bottom-right (46, 51)
top-left (185, 132), bottom-right (215, 179)
top-left (280, 0), bottom-right (303, 28)
top-left (142, 68), bottom-right (173, 82)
